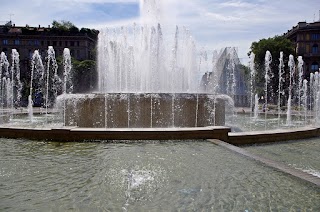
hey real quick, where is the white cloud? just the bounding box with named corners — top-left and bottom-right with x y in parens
top-left (73, 0), bottom-right (137, 2)
top-left (220, 0), bottom-right (257, 8)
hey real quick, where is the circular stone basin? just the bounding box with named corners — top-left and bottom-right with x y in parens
top-left (57, 93), bottom-right (226, 128)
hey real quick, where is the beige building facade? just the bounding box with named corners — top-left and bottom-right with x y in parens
top-left (284, 21), bottom-right (320, 78)
top-left (0, 22), bottom-right (97, 77)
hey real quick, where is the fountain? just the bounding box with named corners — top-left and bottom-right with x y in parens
top-left (0, 52), bottom-right (10, 123)
top-left (297, 56), bottom-right (304, 115)
top-left (302, 79), bottom-right (308, 125)
top-left (0, 2), bottom-right (319, 210)
top-left (58, 2), bottom-right (227, 129)
top-left (264, 51), bottom-right (272, 129)
top-left (278, 52), bottom-right (284, 126)
top-left (0, 0), bottom-right (319, 141)
top-left (10, 49), bottom-right (22, 114)
top-left (253, 94), bottom-right (259, 119)
top-left (312, 72), bottom-right (320, 125)
top-left (286, 54), bottom-right (295, 126)
top-left (28, 50), bottom-right (44, 122)
top-left (0, 50), bottom-right (22, 122)
top-left (249, 52), bottom-right (255, 119)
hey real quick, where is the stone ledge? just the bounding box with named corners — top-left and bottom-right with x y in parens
top-left (209, 139), bottom-right (320, 187)
top-left (0, 126), bottom-right (231, 142)
top-left (228, 127), bottom-right (320, 145)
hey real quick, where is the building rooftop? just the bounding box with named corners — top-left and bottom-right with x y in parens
top-left (284, 21), bottom-right (320, 37)
top-left (0, 23), bottom-right (99, 40)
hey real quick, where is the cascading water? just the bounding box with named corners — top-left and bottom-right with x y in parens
top-left (28, 50), bottom-right (44, 121)
top-left (310, 73), bottom-right (314, 113)
top-left (93, 0), bottom-right (209, 128)
top-left (302, 79), bottom-right (308, 125)
top-left (297, 56), bottom-right (304, 116)
top-left (313, 72), bottom-right (320, 125)
top-left (10, 49), bottom-right (22, 118)
top-left (264, 51), bottom-right (272, 129)
top-left (254, 94), bottom-right (259, 119)
top-left (45, 46), bottom-right (60, 118)
top-left (0, 52), bottom-right (10, 110)
top-left (287, 55), bottom-right (295, 126)
top-left (62, 48), bottom-right (72, 126)
top-left (278, 52), bottom-right (284, 126)
top-left (210, 50), bottom-right (219, 95)
top-left (230, 48), bottom-right (237, 102)
top-left (249, 52), bottom-right (256, 121)
top-left (63, 48), bottom-right (72, 94)
top-left (97, 24), bottom-right (198, 93)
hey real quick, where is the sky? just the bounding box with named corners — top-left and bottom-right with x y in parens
top-left (0, 0), bottom-right (319, 64)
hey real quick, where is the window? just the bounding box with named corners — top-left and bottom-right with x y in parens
top-left (312, 44), bottom-right (318, 54)
top-left (70, 41), bottom-right (74, 46)
top-left (311, 34), bottom-right (320, 40)
top-left (28, 40), bottom-right (34, 45)
top-left (14, 40), bottom-right (20, 45)
top-left (311, 62), bottom-right (319, 72)
top-left (2, 39), bottom-right (8, 45)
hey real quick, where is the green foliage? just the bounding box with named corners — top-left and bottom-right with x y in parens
top-left (51, 20), bottom-right (99, 38)
top-left (248, 35), bottom-right (295, 103)
top-left (248, 35), bottom-right (295, 69)
top-left (80, 28), bottom-right (99, 39)
top-left (52, 20), bottom-right (79, 32)
top-left (72, 59), bottom-right (97, 93)
top-left (55, 56), bottom-right (97, 93)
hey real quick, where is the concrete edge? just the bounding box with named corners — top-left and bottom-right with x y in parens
top-left (208, 139), bottom-right (320, 187)
top-left (228, 126), bottom-right (320, 145)
top-left (0, 126), bottom-right (231, 142)
top-left (0, 125), bottom-right (319, 145)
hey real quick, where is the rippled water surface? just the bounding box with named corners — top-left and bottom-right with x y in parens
top-left (226, 113), bottom-right (313, 132)
top-left (1, 139), bottom-right (319, 211)
top-left (244, 138), bottom-right (320, 178)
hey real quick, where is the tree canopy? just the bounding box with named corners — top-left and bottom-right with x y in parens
top-left (52, 20), bottom-right (79, 32)
top-left (51, 20), bottom-right (99, 39)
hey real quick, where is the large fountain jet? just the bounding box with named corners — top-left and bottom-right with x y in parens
top-left (97, 18), bottom-right (198, 93)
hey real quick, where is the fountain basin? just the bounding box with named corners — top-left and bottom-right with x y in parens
top-left (229, 127), bottom-right (320, 145)
top-left (58, 93), bottom-right (225, 128)
top-left (0, 126), bottom-right (230, 141)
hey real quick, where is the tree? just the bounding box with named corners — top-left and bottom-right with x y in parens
top-left (80, 28), bottom-right (99, 39)
top-left (56, 56), bottom-right (97, 93)
top-left (72, 60), bottom-right (97, 93)
top-left (52, 20), bottom-right (79, 33)
top-left (248, 35), bottom-right (295, 104)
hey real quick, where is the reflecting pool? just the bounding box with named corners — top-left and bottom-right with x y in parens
top-left (244, 138), bottom-right (320, 178)
top-left (226, 113), bottom-right (314, 132)
top-left (1, 139), bottom-right (319, 211)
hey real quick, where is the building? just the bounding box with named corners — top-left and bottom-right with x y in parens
top-left (0, 22), bottom-right (98, 78)
top-left (284, 21), bottom-right (320, 79)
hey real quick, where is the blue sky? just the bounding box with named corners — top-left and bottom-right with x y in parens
top-left (0, 0), bottom-right (319, 63)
